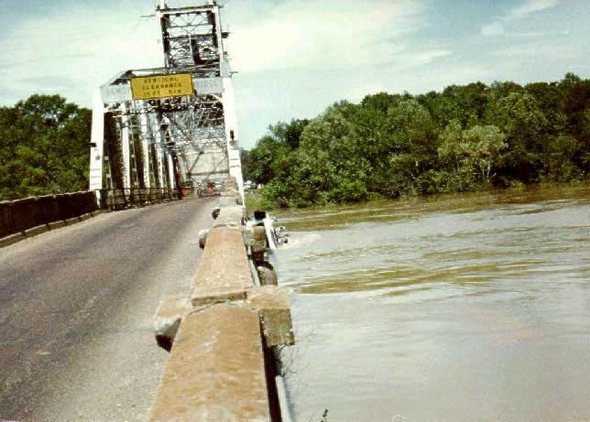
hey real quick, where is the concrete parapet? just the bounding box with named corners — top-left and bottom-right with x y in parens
top-left (219, 195), bottom-right (240, 207)
top-left (224, 176), bottom-right (238, 190)
top-left (64, 217), bottom-right (81, 225)
top-left (213, 205), bottom-right (244, 228)
top-left (156, 286), bottom-right (294, 352)
top-left (1, 208), bottom-right (105, 249)
top-left (151, 178), bottom-right (293, 419)
top-left (149, 305), bottom-right (271, 422)
top-left (154, 295), bottom-right (192, 352)
top-left (191, 227), bottom-right (252, 307)
top-left (79, 212), bottom-right (92, 221)
top-left (248, 286), bottom-right (295, 348)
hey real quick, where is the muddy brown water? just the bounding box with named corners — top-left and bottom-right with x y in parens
top-left (274, 184), bottom-right (590, 421)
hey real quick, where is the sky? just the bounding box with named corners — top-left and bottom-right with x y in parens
top-left (1, 0), bottom-right (589, 149)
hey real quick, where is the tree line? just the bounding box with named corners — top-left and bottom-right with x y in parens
top-left (3, 74), bottom-right (590, 205)
top-left (242, 73), bottom-right (590, 208)
top-left (0, 95), bottom-right (91, 201)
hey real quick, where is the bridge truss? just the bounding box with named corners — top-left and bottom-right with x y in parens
top-left (89, 0), bottom-right (244, 205)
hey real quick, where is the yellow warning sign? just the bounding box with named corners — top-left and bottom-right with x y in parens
top-left (130, 73), bottom-right (194, 100)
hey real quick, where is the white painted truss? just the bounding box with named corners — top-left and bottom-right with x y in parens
top-left (89, 0), bottom-right (244, 204)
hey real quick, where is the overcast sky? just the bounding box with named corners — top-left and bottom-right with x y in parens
top-left (1, 0), bottom-right (589, 148)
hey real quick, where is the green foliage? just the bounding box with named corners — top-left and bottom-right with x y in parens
top-left (542, 134), bottom-right (581, 181)
top-left (463, 125), bottom-right (506, 184)
top-left (241, 118), bottom-right (309, 185)
top-left (245, 190), bottom-right (274, 213)
top-left (0, 94), bottom-right (91, 200)
top-left (245, 74), bottom-right (590, 207)
top-left (486, 92), bottom-right (547, 182)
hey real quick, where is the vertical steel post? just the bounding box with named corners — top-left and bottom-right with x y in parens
top-left (120, 103), bottom-right (131, 191)
top-left (167, 153), bottom-right (176, 191)
top-left (89, 89), bottom-right (105, 205)
top-left (140, 112), bottom-right (152, 189)
top-left (154, 114), bottom-right (166, 190)
top-left (222, 78), bottom-right (245, 200)
top-left (156, 145), bottom-right (165, 190)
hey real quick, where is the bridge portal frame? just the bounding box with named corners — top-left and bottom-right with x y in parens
top-left (89, 0), bottom-right (244, 206)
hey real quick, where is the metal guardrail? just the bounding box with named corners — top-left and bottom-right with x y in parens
top-left (0, 191), bottom-right (98, 239)
top-left (0, 188), bottom-right (185, 240)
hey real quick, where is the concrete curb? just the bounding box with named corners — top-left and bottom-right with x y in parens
top-left (0, 232), bottom-right (26, 248)
top-left (48, 220), bottom-right (66, 230)
top-left (24, 224), bottom-right (49, 237)
top-left (0, 210), bottom-right (105, 249)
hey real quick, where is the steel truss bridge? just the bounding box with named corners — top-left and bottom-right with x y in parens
top-left (89, 0), bottom-right (244, 205)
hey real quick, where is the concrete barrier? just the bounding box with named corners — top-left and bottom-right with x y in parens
top-left (150, 306), bottom-right (271, 421)
top-left (150, 177), bottom-right (294, 420)
top-left (247, 286), bottom-right (294, 348)
top-left (154, 295), bottom-right (192, 352)
top-left (191, 227), bottom-right (252, 306)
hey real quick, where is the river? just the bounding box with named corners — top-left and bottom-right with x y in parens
top-left (274, 184), bottom-right (590, 421)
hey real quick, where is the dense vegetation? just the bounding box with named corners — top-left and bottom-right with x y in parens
top-left (242, 73), bottom-right (590, 208)
top-left (0, 95), bottom-right (91, 201)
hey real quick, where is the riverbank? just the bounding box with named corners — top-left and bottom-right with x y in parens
top-left (247, 180), bottom-right (590, 215)
top-left (242, 75), bottom-right (590, 210)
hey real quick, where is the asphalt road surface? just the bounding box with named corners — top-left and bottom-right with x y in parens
top-left (0, 197), bottom-right (215, 421)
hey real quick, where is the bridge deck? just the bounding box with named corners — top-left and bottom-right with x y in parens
top-left (0, 198), bottom-right (215, 420)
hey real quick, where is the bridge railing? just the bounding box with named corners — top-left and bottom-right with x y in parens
top-left (0, 188), bottom-right (184, 243)
top-left (98, 188), bottom-right (181, 210)
top-left (0, 191), bottom-right (98, 239)
top-left (149, 177), bottom-right (294, 420)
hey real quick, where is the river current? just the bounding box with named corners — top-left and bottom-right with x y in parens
top-left (275, 184), bottom-right (590, 421)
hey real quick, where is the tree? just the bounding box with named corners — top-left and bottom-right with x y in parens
top-left (463, 125), bottom-right (506, 184)
top-left (542, 134), bottom-right (581, 181)
top-left (268, 119), bottom-right (310, 150)
top-left (360, 92), bottom-right (405, 114)
top-left (242, 118), bottom-right (310, 185)
top-left (241, 135), bottom-right (290, 185)
top-left (381, 99), bottom-right (439, 196)
top-left (525, 81), bottom-right (566, 135)
top-left (438, 121), bottom-right (506, 189)
top-left (0, 94), bottom-right (90, 200)
top-left (245, 73), bottom-right (590, 208)
top-left (438, 120), bottom-right (472, 191)
top-left (560, 74), bottom-right (590, 168)
top-left (421, 82), bottom-right (489, 128)
top-left (296, 103), bottom-right (370, 203)
top-left (486, 92), bottom-right (548, 183)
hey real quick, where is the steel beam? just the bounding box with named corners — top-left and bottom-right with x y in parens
top-left (89, 89), bottom-right (106, 205)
